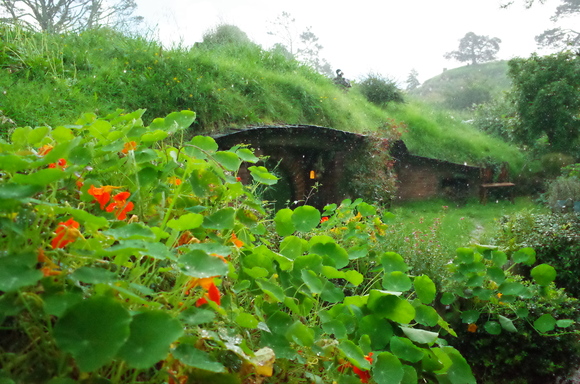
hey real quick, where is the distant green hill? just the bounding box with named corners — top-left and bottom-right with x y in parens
top-left (410, 61), bottom-right (511, 109)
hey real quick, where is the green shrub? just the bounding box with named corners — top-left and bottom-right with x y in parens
top-left (449, 278), bottom-right (580, 384)
top-left (545, 176), bottom-right (580, 209)
top-left (201, 24), bottom-right (253, 46)
top-left (356, 72), bottom-right (405, 106)
top-left (443, 83), bottom-right (492, 110)
top-left (494, 211), bottom-right (580, 298)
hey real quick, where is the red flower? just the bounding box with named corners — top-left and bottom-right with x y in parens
top-left (338, 353), bottom-right (373, 383)
top-left (320, 216), bottom-right (329, 223)
top-left (105, 191), bottom-right (134, 220)
top-left (185, 277), bottom-right (221, 307)
top-left (51, 218), bottom-right (80, 249)
top-left (88, 185), bottom-right (121, 209)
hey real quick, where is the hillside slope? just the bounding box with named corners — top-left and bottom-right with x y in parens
top-left (0, 27), bottom-right (524, 169)
top-left (410, 61), bottom-right (511, 108)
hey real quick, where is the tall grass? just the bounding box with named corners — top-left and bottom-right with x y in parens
top-left (387, 102), bottom-right (526, 170)
top-left (1, 25), bottom-right (528, 169)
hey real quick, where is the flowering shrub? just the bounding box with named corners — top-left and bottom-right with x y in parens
top-left (0, 109), bottom-right (574, 384)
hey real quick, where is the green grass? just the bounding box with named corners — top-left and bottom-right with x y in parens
top-left (392, 196), bottom-right (547, 247)
top-left (0, 25), bottom-right (528, 169)
top-left (387, 101), bottom-right (527, 171)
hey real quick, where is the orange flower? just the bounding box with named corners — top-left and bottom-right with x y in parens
top-left (320, 216), bottom-right (329, 223)
top-left (467, 323), bottom-right (478, 333)
top-left (88, 185), bottom-right (122, 209)
top-left (185, 277), bottom-right (221, 306)
top-left (121, 141), bottom-right (137, 154)
top-left (168, 176), bottom-right (182, 186)
top-left (105, 191), bottom-right (134, 220)
top-left (231, 233), bottom-right (244, 248)
top-left (48, 158), bottom-right (67, 169)
top-left (38, 144), bottom-right (54, 156)
top-left (51, 218), bottom-right (80, 249)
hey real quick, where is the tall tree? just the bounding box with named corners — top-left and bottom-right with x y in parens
top-left (508, 51), bottom-right (580, 153)
top-left (267, 12), bottom-right (333, 76)
top-left (444, 32), bottom-right (502, 65)
top-left (0, 0), bottom-right (140, 33)
top-left (405, 69), bottom-right (420, 91)
top-left (297, 27), bottom-right (333, 76)
top-left (535, 0), bottom-right (580, 49)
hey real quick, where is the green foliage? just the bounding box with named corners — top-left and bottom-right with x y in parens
top-left (356, 73), bottom-right (405, 106)
top-left (443, 82), bottom-right (492, 110)
top-left (1, 109), bottom-right (486, 384)
top-left (508, 51), bottom-right (580, 154)
top-left (545, 175), bottom-right (580, 208)
top-left (444, 245), bottom-right (580, 384)
top-left (201, 24), bottom-right (253, 46)
top-left (472, 95), bottom-right (518, 141)
top-left (494, 211), bottom-right (580, 298)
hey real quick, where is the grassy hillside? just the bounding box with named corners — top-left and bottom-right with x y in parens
top-left (0, 26), bottom-right (524, 169)
top-left (410, 61), bottom-right (511, 108)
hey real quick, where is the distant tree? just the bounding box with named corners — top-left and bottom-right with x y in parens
top-left (267, 12), bottom-right (333, 76)
top-left (508, 51), bottom-right (580, 154)
top-left (202, 24), bottom-right (252, 46)
top-left (0, 0), bottom-right (140, 33)
top-left (444, 32), bottom-right (502, 65)
top-left (297, 27), bottom-right (333, 76)
top-left (357, 73), bottom-right (405, 106)
top-left (405, 69), bottom-right (420, 91)
top-left (267, 11), bottom-right (298, 55)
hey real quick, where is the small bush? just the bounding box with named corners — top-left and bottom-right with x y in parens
top-left (545, 176), bottom-right (580, 209)
top-left (356, 73), bottom-right (405, 106)
top-left (201, 24), bottom-right (253, 46)
top-left (494, 211), bottom-right (580, 297)
top-left (450, 278), bottom-right (580, 384)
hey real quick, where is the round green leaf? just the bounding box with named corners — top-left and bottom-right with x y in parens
top-left (274, 208), bottom-right (295, 236)
top-left (383, 271), bottom-right (412, 292)
top-left (235, 312), bottom-right (259, 328)
top-left (179, 250), bottom-right (228, 278)
top-left (172, 344), bottom-right (225, 372)
top-left (202, 208), bottom-right (235, 230)
top-left (534, 314), bottom-right (557, 333)
top-left (369, 292), bottom-right (415, 324)
top-left (498, 281), bottom-right (525, 296)
top-left (381, 252), bottom-right (408, 273)
top-left (461, 310), bottom-right (480, 324)
top-left (531, 264), bottom-right (557, 286)
top-left (167, 213), bottom-right (204, 231)
top-left (414, 275), bottom-right (436, 304)
top-left (358, 315), bottom-right (392, 350)
top-left (557, 319), bottom-right (575, 328)
top-left (414, 304), bottom-right (439, 327)
top-left (71, 267), bottom-right (117, 284)
top-left (373, 352), bottom-right (404, 384)
top-left (512, 247), bottom-right (536, 266)
top-left (390, 336), bottom-right (425, 363)
top-left (54, 296), bottom-right (131, 372)
top-left (291, 205), bottom-right (320, 232)
top-left (248, 165), bottom-right (279, 185)
top-left (214, 151), bottom-right (242, 171)
top-left (287, 321), bottom-right (315, 346)
top-left (117, 310), bottom-right (184, 369)
top-left (484, 321), bottom-right (502, 335)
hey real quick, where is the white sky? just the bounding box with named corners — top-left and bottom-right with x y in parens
top-left (134, 0), bottom-right (562, 84)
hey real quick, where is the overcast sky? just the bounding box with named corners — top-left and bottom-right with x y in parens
top-left (135, 0), bottom-right (561, 84)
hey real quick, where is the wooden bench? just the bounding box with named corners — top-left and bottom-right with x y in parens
top-left (479, 163), bottom-right (516, 204)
